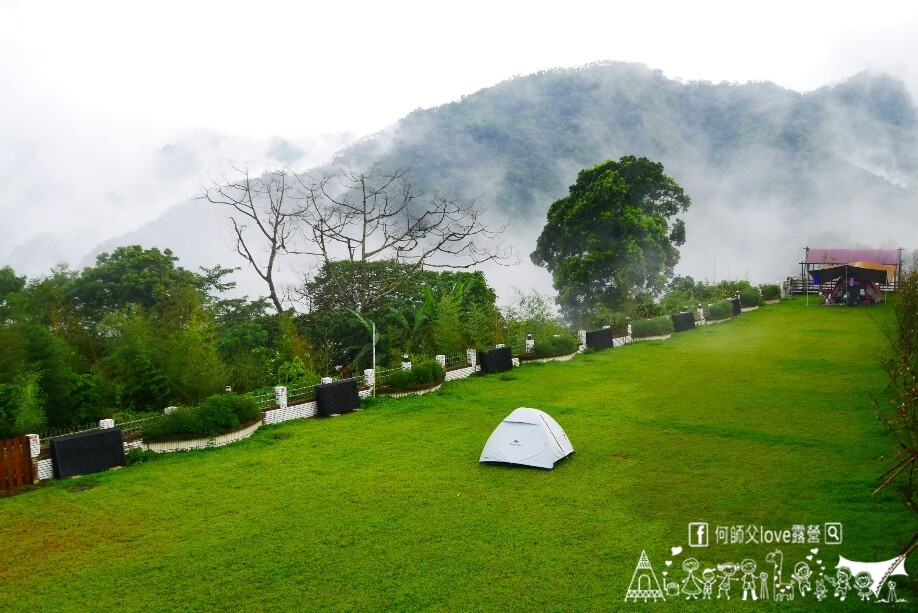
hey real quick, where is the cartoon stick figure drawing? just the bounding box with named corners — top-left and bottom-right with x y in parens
top-left (759, 572), bottom-right (770, 600)
top-left (825, 567), bottom-right (852, 601)
top-left (853, 572), bottom-right (873, 601)
top-left (765, 550), bottom-right (795, 601)
top-left (681, 558), bottom-right (702, 600)
top-left (701, 569), bottom-right (716, 600)
top-left (886, 580), bottom-right (902, 603)
top-left (740, 559), bottom-right (758, 601)
top-left (814, 579), bottom-right (827, 601)
top-left (791, 561), bottom-right (812, 597)
top-left (717, 562), bottom-right (738, 600)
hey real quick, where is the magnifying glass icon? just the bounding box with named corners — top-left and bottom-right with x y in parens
top-left (825, 523), bottom-right (842, 544)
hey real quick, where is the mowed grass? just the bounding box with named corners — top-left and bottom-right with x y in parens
top-left (1, 298), bottom-right (914, 611)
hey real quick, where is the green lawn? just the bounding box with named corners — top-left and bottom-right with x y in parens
top-left (1, 298), bottom-right (914, 611)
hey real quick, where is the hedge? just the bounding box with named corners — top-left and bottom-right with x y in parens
top-left (761, 284), bottom-right (781, 301)
top-left (143, 394), bottom-right (262, 439)
top-left (739, 287), bottom-right (762, 308)
top-left (531, 334), bottom-right (580, 358)
top-left (705, 299), bottom-right (734, 321)
top-left (384, 359), bottom-right (446, 390)
top-left (631, 316), bottom-right (675, 338)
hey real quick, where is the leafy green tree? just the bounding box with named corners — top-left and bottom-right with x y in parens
top-left (163, 307), bottom-right (229, 403)
top-left (101, 307), bottom-right (172, 412)
top-left (432, 294), bottom-right (465, 355)
top-left (12, 370), bottom-right (47, 435)
top-left (217, 321), bottom-right (274, 392)
top-left (501, 288), bottom-right (570, 348)
top-left (531, 155), bottom-right (691, 322)
top-left (0, 266), bottom-right (26, 319)
top-left (300, 264), bottom-right (500, 371)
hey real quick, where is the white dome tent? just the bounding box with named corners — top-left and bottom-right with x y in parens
top-left (479, 408), bottom-right (574, 469)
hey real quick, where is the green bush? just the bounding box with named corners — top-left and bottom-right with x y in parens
top-left (630, 316), bottom-right (675, 338)
top-left (143, 393), bottom-right (261, 439)
top-left (531, 334), bottom-right (580, 358)
top-left (705, 299), bottom-right (734, 321)
top-left (200, 399), bottom-right (239, 436)
top-left (761, 284), bottom-right (781, 301)
top-left (739, 287), bottom-right (762, 308)
top-left (125, 447), bottom-right (159, 465)
top-left (383, 359), bottom-right (446, 389)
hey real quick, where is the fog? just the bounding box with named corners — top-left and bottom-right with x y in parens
top-left (4, 1), bottom-right (918, 308)
top-left (74, 64), bottom-right (918, 315)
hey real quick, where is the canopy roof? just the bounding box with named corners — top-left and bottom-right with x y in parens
top-left (806, 248), bottom-right (899, 266)
top-left (809, 264), bottom-right (889, 285)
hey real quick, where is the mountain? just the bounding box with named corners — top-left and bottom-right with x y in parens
top-left (88, 62), bottom-right (918, 302)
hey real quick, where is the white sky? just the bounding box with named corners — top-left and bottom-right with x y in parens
top-left (2, 0), bottom-right (918, 286)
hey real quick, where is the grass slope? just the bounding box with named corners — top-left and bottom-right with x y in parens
top-left (0, 299), bottom-right (913, 611)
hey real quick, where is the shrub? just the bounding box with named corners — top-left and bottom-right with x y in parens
top-left (630, 316), bottom-right (675, 338)
top-left (531, 334), bottom-right (580, 358)
top-left (383, 360), bottom-right (445, 389)
top-left (761, 284), bottom-right (781, 301)
top-left (125, 447), bottom-right (159, 466)
top-left (200, 398), bottom-right (240, 436)
top-left (705, 299), bottom-right (734, 321)
top-left (739, 287), bottom-right (762, 308)
top-left (204, 393), bottom-right (261, 424)
top-left (142, 393), bottom-right (261, 439)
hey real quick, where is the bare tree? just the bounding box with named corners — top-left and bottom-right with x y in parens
top-left (292, 166), bottom-right (513, 311)
top-left (201, 166), bottom-right (302, 313)
top-left (206, 164), bottom-right (513, 314)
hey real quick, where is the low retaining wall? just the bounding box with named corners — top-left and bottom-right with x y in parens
top-left (36, 458), bottom-right (53, 481)
top-left (144, 419), bottom-right (264, 453)
top-left (520, 351), bottom-right (579, 364)
top-left (263, 389), bottom-right (372, 425)
top-left (633, 334), bottom-right (672, 342)
top-left (378, 382), bottom-right (443, 399)
top-left (446, 365), bottom-right (478, 382)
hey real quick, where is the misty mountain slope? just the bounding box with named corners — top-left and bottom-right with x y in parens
top-left (91, 62), bottom-right (918, 301)
top-left (330, 62), bottom-right (918, 278)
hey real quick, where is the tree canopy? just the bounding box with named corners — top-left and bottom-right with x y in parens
top-left (530, 155), bottom-right (691, 322)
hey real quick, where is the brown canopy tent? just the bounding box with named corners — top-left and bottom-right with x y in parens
top-left (808, 264), bottom-right (886, 305)
top-left (801, 248), bottom-right (902, 304)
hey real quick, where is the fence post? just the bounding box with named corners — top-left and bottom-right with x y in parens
top-left (401, 355), bottom-right (412, 370)
top-left (364, 368), bottom-right (375, 396)
top-left (578, 329), bottom-right (587, 351)
top-left (26, 434), bottom-right (40, 485)
top-left (435, 355), bottom-right (446, 368)
top-left (467, 349), bottom-right (477, 368)
top-left (525, 333), bottom-right (534, 354)
top-left (274, 386), bottom-right (288, 410)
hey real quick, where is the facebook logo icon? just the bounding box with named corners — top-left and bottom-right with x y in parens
top-left (689, 522), bottom-right (709, 547)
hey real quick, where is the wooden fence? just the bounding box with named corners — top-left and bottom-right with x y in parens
top-left (1, 435), bottom-right (35, 491)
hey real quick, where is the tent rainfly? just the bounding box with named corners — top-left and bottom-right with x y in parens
top-left (480, 408), bottom-right (574, 469)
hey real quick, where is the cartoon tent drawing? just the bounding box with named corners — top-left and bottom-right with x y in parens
top-left (625, 550), bottom-right (666, 602)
